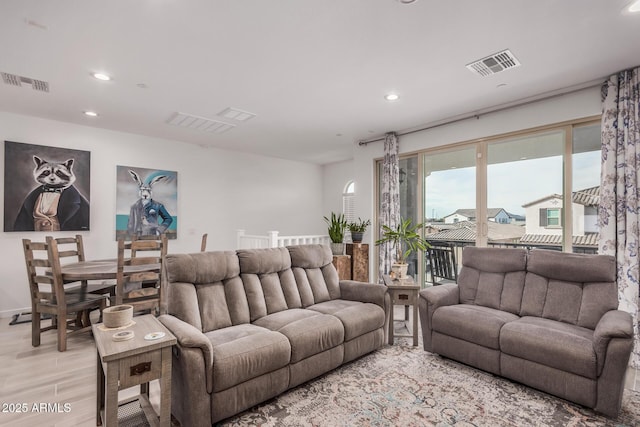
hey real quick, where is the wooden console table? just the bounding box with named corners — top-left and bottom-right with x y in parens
top-left (332, 255), bottom-right (352, 280)
top-left (383, 275), bottom-right (420, 346)
top-left (346, 243), bottom-right (369, 282)
top-left (93, 314), bottom-right (176, 426)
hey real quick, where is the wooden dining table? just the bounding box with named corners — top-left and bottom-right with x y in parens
top-left (59, 259), bottom-right (160, 281)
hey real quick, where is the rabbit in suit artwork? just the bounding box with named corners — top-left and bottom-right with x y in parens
top-left (127, 170), bottom-right (173, 237)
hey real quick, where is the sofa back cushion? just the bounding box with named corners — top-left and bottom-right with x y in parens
top-left (165, 251), bottom-right (249, 333)
top-left (520, 249), bottom-right (617, 329)
top-left (237, 247), bottom-right (300, 322)
top-left (288, 244), bottom-right (341, 306)
top-left (458, 247), bottom-right (528, 314)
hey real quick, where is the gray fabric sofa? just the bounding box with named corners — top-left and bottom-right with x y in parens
top-left (419, 246), bottom-right (633, 417)
top-left (158, 244), bottom-right (389, 426)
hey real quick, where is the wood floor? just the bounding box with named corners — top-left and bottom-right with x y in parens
top-left (0, 314), bottom-right (160, 427)
top-left (1, 310), bottom-right (639, 426)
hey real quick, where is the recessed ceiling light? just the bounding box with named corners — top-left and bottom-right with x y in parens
top-left (397, 0), bottom-right (418, 4)
top-left (385, 93), bottom-right (399, 101)
top-left (83, 111), bottom-right (98, 117)
top-left (92, 73), bottom-right (111, 81)
top-left (629, 0), bottom-right (640, 12)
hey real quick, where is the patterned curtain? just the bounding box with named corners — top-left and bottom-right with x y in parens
top-left (379, 132), bottom-right (400, 281)
top-left (600, 67), bottom-right (640, 368)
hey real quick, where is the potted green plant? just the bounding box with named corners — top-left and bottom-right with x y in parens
top-left (347, 218), bottom-right (371, 243)
top-left (375, 217), bottom-right (430, 279)
top-left (324, 212), bottom-right (347, 255)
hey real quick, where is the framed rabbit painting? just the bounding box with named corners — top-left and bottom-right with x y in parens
top-left (4, 141), bottom-right (91, 232)
top-left (115, 165), bottom-right (178, 240)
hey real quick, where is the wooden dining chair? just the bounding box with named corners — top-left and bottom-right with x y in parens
top-left (55, 235), bottom-right (116, 300)
top-left (22, 237), bottom-right (108, 352)
top-left (116, 234), bottom-right (167, 315)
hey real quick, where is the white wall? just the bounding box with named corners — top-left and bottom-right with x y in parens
top-left (322, 160), bottom-right (355, 215)
top-left (349, 86), bottom-right (603, 281)
top-left (0, 112), bottom-right (324, 317)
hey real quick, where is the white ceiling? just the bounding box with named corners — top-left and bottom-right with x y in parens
top-left (0, 0), bottom-right (639, 165)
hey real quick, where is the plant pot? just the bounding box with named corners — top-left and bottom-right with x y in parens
top-left (351, 232), bottom-right (364, 243)
top-left (330, 242), bottom-right (344, 255)
top-left (391, 262), bottom-right (409, 279)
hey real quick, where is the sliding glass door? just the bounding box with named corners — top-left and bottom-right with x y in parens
top-left (375, 118), bottom-right (601, 285)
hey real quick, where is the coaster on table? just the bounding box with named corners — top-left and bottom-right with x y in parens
top-left (112, 330), bottom-right (134, 341)
top-left (144, 332), bottom-right (166, 341)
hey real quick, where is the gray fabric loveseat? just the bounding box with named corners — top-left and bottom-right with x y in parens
top-left (419, 247), bottom-right (633, 417)
top-left (158, 244), bottom-right (389, 426)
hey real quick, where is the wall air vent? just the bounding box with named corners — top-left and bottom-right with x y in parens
top-left (1, 72), bottom-right (49, 92)
top-left (166, 112), bottom-right (235, 134)
top-left (466, 49), bottom-right (521, 77)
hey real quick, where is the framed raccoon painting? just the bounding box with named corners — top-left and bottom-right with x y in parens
top-left (115, 165), bottom-right (178, 240)
top-left (4, 141), bottom-right (91, 232)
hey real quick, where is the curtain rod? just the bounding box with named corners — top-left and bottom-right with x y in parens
top-left (357, 79), bottom-right (603, 146)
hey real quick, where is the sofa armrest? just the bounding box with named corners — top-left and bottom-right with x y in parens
top-left (158, 314), bottom-right (214, 393)
top-left (418, 283), bottom-right (459, 352)
top-left (339, 280), bottom-right (388, 309)
top-left (593, 309), bottom-right (633, 374)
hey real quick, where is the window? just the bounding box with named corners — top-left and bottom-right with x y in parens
top-left (375, 117), bottom-right (601, 285)
top-left (572, 123), bottom-right (601, 253)
top-left (540, 208), bottom-right (561, 227)
top-left (343, 181), bottom-right (355, 224)
top-left (343, 181), bottom-right (355, 242)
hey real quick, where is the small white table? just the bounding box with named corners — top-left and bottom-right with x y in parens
top-left (383, 275), bottom-right (420, 346)
top-left (93, 314), bottom-right (176, 426)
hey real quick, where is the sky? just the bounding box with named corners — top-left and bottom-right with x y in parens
top-left (424, 150), bottom-right (600, 219)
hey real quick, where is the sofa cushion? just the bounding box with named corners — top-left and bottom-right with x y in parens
top-left (521, 250), bottom-right (618, 329)
top-left (197, 277), bottom-right (251, 332)
top-left (289, 245), bottom-right (341, 306)
top-left (237, 248), bottom-right (301, 321)
top-left (432, 304), bottom-right (519, 349)
top-left (165, 252), bottom-right (248, 332)
top-left (206, 324), bottom-right (291, 392)
top-left (166, 251), bottom-right (239, 284)
top-left (457, 247), bottom-right (527, 315)
top-left (237, 247), bottom-right (291, 274)
top-left (500, 316), bottom-right (596, 379)
top-left (308, 300), bottom-right (385, 341)
top-left (253, 308), bottom-right (344, 363)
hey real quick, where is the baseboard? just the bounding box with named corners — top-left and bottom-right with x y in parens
top-left (0, 306), bottom-right (30, 319)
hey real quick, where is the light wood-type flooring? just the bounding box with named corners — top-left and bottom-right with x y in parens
top-left (0, 314), bottom-right (161, 427)
top-left (0, 309), bottom-right (639, 426)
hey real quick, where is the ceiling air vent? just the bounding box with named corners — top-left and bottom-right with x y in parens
top-left (166, 112), bottom-right (235, 134)
top-left (217, 107), bottom-right (256, 122)
top-left (1, 72), bottom-right (49, 92)
top-left (466, 49), bottom-right (521, 77)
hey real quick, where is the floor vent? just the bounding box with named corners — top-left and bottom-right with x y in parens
top-left (466, 49), bottom-right (521, 77)
top-left (166, 112), bottom-right (235, 134)
top-left (1, 72), bottom-right (50, 92)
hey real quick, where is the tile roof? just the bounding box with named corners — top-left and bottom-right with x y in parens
top-left (572, 186), bottom-right (599, 206)
top-left (426, 221), bottom-right (525, 243)
top-left (519, 233), bottom-right (598, 247)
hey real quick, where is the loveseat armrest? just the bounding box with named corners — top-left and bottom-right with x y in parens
top-left (593, 309), bottom-right (633, 374)
top-left (158, 314), bottom-right (214, 393)
top-left (339, 280), bottom-right (388, 309)
top-left (418, 283), bottom-right (460, 352)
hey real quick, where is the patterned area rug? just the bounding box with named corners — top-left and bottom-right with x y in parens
top-left (219, 338), bottom-right (640, 427)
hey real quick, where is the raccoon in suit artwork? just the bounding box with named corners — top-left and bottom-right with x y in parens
top-left (4, 141), bottom-right (91, 232)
